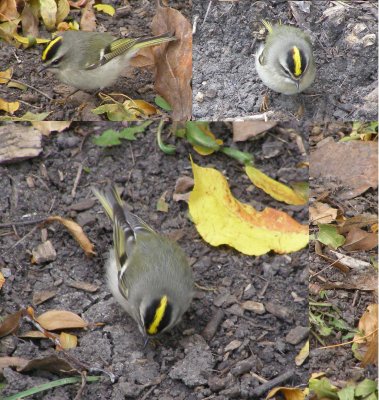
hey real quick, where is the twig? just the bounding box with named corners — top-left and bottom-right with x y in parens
top-left (72, 163), bottom-right (83, 198)
top-left (8, 78), bottom-right (53, 101)
top-left (73, 372), bottom-right (88, 400)
top-left (202, 309), bottom-right (225, 341)
top-left (223, 111), bottom-right (275, 121)
top-left (202, 1), bottom-right (213, 26)
top-left (249, 369), bottom-right (295, 398)
top-left (0, 217), bottom-right (48, 228)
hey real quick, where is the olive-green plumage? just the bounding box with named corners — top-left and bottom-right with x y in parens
top-left (93, 185), bottom-right (193, 339)
top-left (255, 21), bottom-right (316, 94)
top-left (42, 31), bottom-right (176, 91)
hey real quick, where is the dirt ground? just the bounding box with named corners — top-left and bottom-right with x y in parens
top-left (193, 0), bottom-right (378, 121)
top-left (1, 122), bottom-right (309, 399)
top-left (0, 0), bottom-right (190, 121)
top-left (308, 124), bottom-right (377, 383)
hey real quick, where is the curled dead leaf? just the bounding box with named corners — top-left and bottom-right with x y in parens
top-left (151, 4), bottom-right (192, 120)
top-left (36, 309), bottom-right (88, 330)
top-left (0, 310), bottom-right (23, 338)
top-left (173, 176), bottom-right (194, 202)
top-left (44, 216), bottom-right (96, 257)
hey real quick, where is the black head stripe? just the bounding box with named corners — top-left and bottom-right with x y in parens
top-left (286, 47), bottom-right (307, 77)
top-left (144, 299), bottom-right (173, 335)
top-left (42, 37), bottom-right (63, 63)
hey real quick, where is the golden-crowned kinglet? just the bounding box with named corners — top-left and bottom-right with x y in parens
top-left (93, 186), bottom-right (193, 341)
top-left (255, 20), bottom-right (316, 95)
top-left (41, 31), bottom-right (176, 91)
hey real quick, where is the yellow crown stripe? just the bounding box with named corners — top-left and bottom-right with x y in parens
top-left (292, 47), bottom-right (302, 77)
top-left (42, 36), bottom-right (62, 61)
top-left (147, 295), bottom-right (168, 335)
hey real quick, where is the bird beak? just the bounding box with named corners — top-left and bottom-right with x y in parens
top-left (38, 64), bottom-right (47, 73)
top-left (143, 336), bottom-right (150, 349)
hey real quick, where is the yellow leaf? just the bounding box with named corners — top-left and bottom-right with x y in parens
top-left (19, 330), bottom-right (49, 339)
top-left (246, 166), bottom-right (307, 205)
top-left (295, 340), bottom-right (309, 366)
top-left (56, 0), bottom-right (70, 24)
top-left (36, 310), bottom-right (88, 330)
top-left (31, 121), bottom-right (71, 136)
top-left (40, 0), bottom-right (58, 30)
top-left (123, 99), bottom-right (157, 117)
top-left (266, 387), bottom-right (305, 400)
top-left (0, 68), bottom-right (12, 84)
top-left (0, 98), bottom-right (19, 114)
top-left (93, 4), bottom-right (116, 16)
top-left (191, 124), bottom-right (223, 155)
top-left (59, 332), bottom-right (78, 349)
top-left (13, 33), bottom-right (50, 45)
top-left (0, 271), bottom-right (4, 289)
top-left (189, 161), bottom-right (309, 256)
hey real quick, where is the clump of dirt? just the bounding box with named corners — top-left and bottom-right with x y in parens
top-left (193, 0), bottom-right (378, 121)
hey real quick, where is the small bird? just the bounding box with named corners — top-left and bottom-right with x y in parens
top-left (41, 31), bottom-right (176, 91)
top-left (255, 20), bottom-right (316, 95)
top-left (93, 185), bottom-right (193, 342)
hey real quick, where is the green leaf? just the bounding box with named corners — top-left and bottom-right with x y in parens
top-left (317, 224), bottom-right (345, 249)
top-left (93, 129), bottom-right (121, 147)
top-left (3, 376), bottom-right (100, 400)
top-left (154, 95), bottom-right (172, 111)
top-left (355, 379), bottom-right (378, 397)
top-left (220, 146), bottom-right (254, 165)
top-left (118, 121), bottom-right (153, 140)
top-left (309, 378), bottom-right (339, 400)
top-left (338, 385), bottom-right (355, 400)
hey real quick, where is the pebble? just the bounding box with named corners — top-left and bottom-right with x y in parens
top-left (285, 326), bottom-right (309, 345)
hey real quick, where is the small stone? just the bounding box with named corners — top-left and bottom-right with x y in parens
top-left (241, 301), bottom-right (265, 314)
top-left (195, 92), bottom-right (204, 103)
top-left (70, 199), bottom-right (95, 211)
top-left (265, 302), bottom-right (293, 321)
top-left (76, 211), bottom-right (97, 227)
top-left (32, 241), bottom-right (57, 264)
top-left (285, 326), bottom-right (309, 345)
top-left (231, 357), bottom-right (255, 376)
top-left (224, 340), bottom-right (242, 353)
top-left (208, 375), bottom-right (228, 392)
top-left (1, 268), bottom-right (12, 278)
top-left (226, 304), bottom-right (244, 317)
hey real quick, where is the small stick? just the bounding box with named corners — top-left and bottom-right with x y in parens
top-left (202, 1), bottom-right (213, 26)
top-left (0, 217), bottom-right (48, 228)
top-left (8, 78), bottom-right (53, 101)
top-left (72, 163), bottom-right (83, 198)
top-left (202, 308), bottom-right (225, 341)
top-left (249, 369), bottom-right (295, 398)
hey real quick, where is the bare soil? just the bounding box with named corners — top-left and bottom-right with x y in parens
top-left (193, 0), bottom-right (378, 121)
top-left (1, 122), bottom-right (308, 399)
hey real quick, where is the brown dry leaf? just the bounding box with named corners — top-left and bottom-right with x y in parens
top-left (18, 355), bottom-right (74, 373)
top-left (0, 271), bottom-right (4, 289)
top-left (80, 0), bottom-right (96, 31)
top-left (31, 121), bottom-right (71, 136)
top-left (309, 202), bottom-right (338, 224)
top-left (67, 280), bottom-right (99, 293)
top-left (32, 290), bottom-right (57, 306)
top-left (56, 0), bottom-right (70, 25)
top-left (151, 4), bottom-right (192, 120)
top-left (58, 332), bottom-right (78, 349)
top-left (310, 141), bottom-right (378, 200)
top-left (130, 47), bottom-right (155, 68)
top-left (20, 3), bottom-right (39, 38)
top-left (0, 357), bottom-right (28, 373)
top-left (232, 120), bottom-right (277, 142)
top-left (353, 304), bottom-right (378, 366)
top-left (0, 0), bottom-right (19, 21)
top-left (343, 227), bottom-right (378, 252)
top-left (36, 309), bottom-right (88, 330)
top-left (45, 216), bottom-right (96, 257)
top-left (19, 330), bottom-right (50, 339)
top-left (173, 176), bottom-right (194, 202)
top-left (0, 310), bottom-right (23, 338)
top-left (157, 191), bottom-right (169, 212)
top-left (338, 214), bottom-right (379, 234)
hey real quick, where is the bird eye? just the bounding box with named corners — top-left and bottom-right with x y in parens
top-left (50, 59), bottom-right (60, 66)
